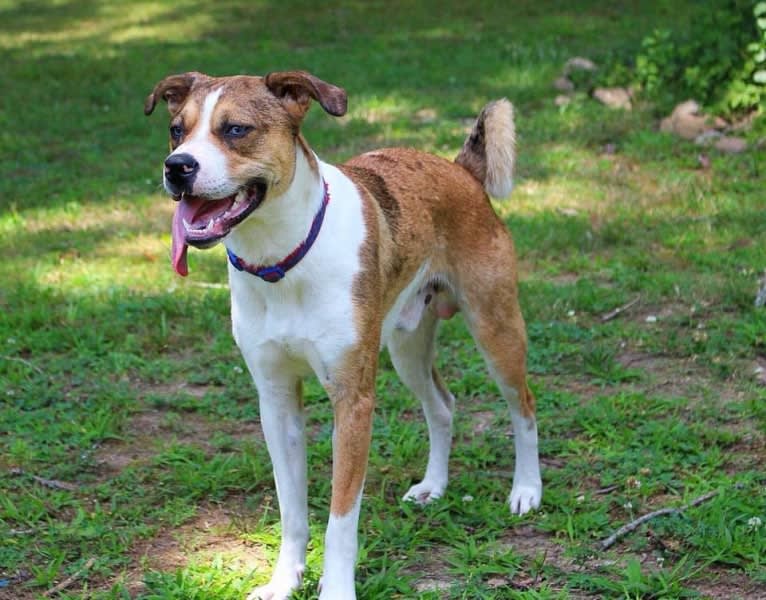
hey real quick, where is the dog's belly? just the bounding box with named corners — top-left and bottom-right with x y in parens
top-left (380, 262), bottom-right (458, 347)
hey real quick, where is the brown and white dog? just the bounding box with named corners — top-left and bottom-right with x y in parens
top-left (145, 70), bottom-right (541, 600)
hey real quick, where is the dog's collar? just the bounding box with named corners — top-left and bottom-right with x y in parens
top-left (225, 179), bottom-right (330, 283)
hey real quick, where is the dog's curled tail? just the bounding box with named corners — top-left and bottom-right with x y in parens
top-left (455, 99), bottom-right (516, 199)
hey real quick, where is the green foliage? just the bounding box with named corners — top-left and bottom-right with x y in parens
top-left (627, 1), bottom-right (766, 114)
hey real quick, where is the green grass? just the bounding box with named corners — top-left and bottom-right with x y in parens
top-left (2, 1), bottom-right (765, 598)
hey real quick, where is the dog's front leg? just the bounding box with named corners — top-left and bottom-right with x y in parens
top-left (319, 365), bottom-right (375, 599)
top-left (247, 374), bottom-right (308, 600)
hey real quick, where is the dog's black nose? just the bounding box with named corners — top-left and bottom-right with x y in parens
top-left (164, 153), bottom-right (199, 189)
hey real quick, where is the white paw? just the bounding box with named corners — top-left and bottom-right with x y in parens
top-left (509, 482), bottom-right (542, 515)
top-left (246, 565), bottom-right (304, 600)
top-left (402, 479), bottom-right (446, 505)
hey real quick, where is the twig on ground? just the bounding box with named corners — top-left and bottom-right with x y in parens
top-left (600, 490), bottom-right (719, 550)
top-left (9, 468), bottom-right (78, 491)
top-left (1, 355), bottom-right (45, 375)
top-left (32, 475), bottom-right (79, 491)
top-left (43, 557), bottom-right (95, 597)
top-left (601, 296), bottom-right (640, 322)
top-left (595, 484), bottom-right (619, 495)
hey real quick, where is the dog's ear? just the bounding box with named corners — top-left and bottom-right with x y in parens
top-left (144, 72), bottom-right (205, 116)
top-left (264, 70), bottom-right (347, 121)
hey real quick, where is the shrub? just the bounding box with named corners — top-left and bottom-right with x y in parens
top-left (613, 1), bottom-right (766, 115)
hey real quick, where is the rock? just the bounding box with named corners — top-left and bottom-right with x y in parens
top-left (553, 76), bottom-right (575, 92)
top-left (694, 130), bottom-right (722, 145)
top-left (659, 117), bottom-right (674, 133)
top-left (563, 56), bottom-right (597, 75)
top-left (660, 100), bottom-right (727, 140)
top-left (675, 115), bottom-right (711, 140)
top-left (714, 136), bottom-right (748, 153)
top-left (554, 94), bottom-right (572, 107)
top-left (673, 99), bottom-right (701, 116)
top-left (592, 87), bottom-right (632, 109)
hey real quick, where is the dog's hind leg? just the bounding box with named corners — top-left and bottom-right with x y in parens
top-left (246, 374), bottom-right (308, 600)
top-left (388, 310), bottom-right (455, 504)
top-left (461, 273), bottom-right (542, 516)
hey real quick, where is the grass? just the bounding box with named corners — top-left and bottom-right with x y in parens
top-left (1, 0), bottom-right (765, 598)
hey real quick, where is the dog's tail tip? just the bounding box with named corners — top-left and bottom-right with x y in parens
top-left (455, 98), bottom-right (516, 200)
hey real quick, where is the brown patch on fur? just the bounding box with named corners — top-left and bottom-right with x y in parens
top-left (339, 165), bottom-right (400, 233)
top-left (456, 116), bottom-right (487, 183)
top-left (144, 71), bottom-right (209, 116)
top-left (264, 70), bottom-right (348, 123)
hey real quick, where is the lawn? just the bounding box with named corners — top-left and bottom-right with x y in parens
top-left (1, 1), bottom-right (765, 598)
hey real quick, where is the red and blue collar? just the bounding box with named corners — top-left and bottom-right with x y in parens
top-left (226, 179), bottom-right (330, 283)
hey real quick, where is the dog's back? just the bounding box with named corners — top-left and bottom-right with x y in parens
top-left (339, 99), bottom-right (518, 313)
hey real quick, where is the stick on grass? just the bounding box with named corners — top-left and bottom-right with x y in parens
top-left (600, 490), bottom-right (718, 550)
top-left (43, 558), bottom-right (95, 597)
top-left (601, 296), bottom-right (641, 322)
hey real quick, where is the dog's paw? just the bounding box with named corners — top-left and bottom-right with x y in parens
top-left (509, 483), bottom-right (542, 516)
top-left (246, 566), bottom-right (304, 600)
top-left (402, 479), bottom-right (446, 505)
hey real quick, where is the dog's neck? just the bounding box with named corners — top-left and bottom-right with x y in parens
top-left (224, 142), bottom-right (324, 270)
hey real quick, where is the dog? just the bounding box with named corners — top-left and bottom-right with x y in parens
top-left (145, 70), bottom-right (541, 600)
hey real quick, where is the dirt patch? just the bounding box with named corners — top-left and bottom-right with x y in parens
top-left (401, 545), bottom-right (453, 593)
top-left (94, 407), bottom-right (263, 479)
top-left (691, 566), bottom-right (766, 600)
top-left (614, 351), bottom-right (748, 405)
top-left (501, 524), bottom-right (572, 570)
top-left (118, 499), bottom-right (267, 597)
top-left (469, 410), bottom-right (504, 435)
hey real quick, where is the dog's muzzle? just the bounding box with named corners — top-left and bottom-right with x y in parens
top-left (164, 152), bottom-right (199, 193)
top-left (169, 179), bottom-right (267, 277)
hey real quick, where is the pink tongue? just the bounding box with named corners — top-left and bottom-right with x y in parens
top-left (171, 197), bottom-right (206, 276)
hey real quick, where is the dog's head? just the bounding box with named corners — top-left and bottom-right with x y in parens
top-left (145, 70), bottom-right (347, 275)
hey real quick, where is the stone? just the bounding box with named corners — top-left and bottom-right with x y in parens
top-left (553, 76), bottom-right (574, 92)
top-left (592, 87), bottom-right (632, 110)
top-left (660, 100), bottom-right (727, 140)
top-left (554, 94), bottom-right (572, 107)
top-left (694, 130), bottom-right (722, 145)
top-left (714, 136), bottom-right (748, 153)
top-left (563, 56), bottom-right (597, 75)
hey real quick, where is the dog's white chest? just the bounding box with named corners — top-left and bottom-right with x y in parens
top-left (228, 162), bottom-right (366, 382)
top-left (230, 279), bottom-right (351, 377)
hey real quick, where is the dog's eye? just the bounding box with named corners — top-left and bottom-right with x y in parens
top-left (169, 125), bottom-right (184, 141)
top-left (223, 124), bottom-right (252, 139)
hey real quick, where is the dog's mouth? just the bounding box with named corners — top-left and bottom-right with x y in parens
top-left (171, 180), bottom-right (267, 276)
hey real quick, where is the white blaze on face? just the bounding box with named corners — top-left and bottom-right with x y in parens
top-left (169, 87), bottom-right (235, 198)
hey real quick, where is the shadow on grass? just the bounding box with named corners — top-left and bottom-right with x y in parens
top-left (0, 0), bottom-right (703, 217)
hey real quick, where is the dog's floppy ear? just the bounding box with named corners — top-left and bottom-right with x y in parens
top-left (264, 70), bottom-right (347, 121)
top-left (144, 72), bottom-right (205, 116)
